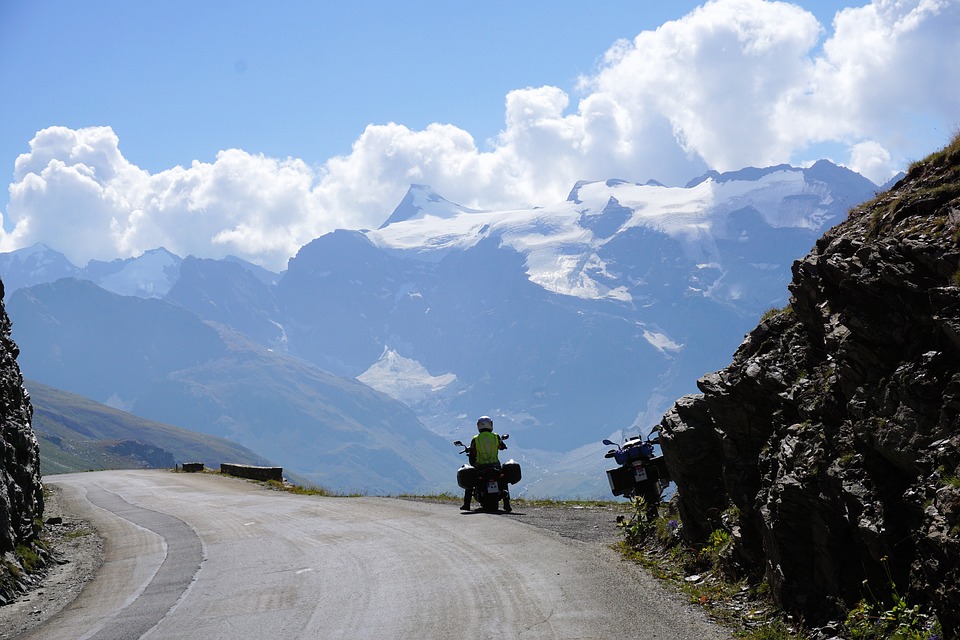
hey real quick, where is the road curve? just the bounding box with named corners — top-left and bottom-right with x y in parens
top-left (27, 470), bottom-right (731, 640)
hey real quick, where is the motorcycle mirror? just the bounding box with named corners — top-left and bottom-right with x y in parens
top-left (501, 433), bottom-right (509, 440)
top-left (453, 440), bottom-right (463, 446)
top-left (602, 439), bottom-right (617, 446)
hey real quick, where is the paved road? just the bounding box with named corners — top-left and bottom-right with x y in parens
top-left (27, 470), bottom-right (731, 640)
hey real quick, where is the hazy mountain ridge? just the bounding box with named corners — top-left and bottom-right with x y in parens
top-left (0, 245), bottom-right (276, 301)
top-left (26, 379), bottom-right (276, 475)
top-left (1, 161), bottom-right (883, 497)
top-left (7, 279), bottom-right (459, 494)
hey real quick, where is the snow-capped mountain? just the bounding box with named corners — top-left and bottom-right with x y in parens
top-left (0, 243), bottom-right (80, 293)
top-left (0, 245), bottom-right (278, 300)
top-left (377, 183), bottom-right (486, 229)
top-left (82, 248), bottom-right (183, 298)
top-left (0, 160), bottom-right (882, 497)
top-left (372, 163), bottom-right (858, 305)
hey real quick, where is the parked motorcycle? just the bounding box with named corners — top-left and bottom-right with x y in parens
top-left (602, 433), bottom-right (669, 518)
top-left (454, 434), bottom-right (522, 512)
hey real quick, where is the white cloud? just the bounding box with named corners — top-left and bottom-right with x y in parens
top-left (581, 0), bottom-right (958, 181)
top-left (848, 140), bottom-right (893, 184)
top-left (2, 127), bottom-right (334, 270)
top-left (584, 0), bottom-right (824, 172)
top-left (2, 0), bottom-right (957, 270)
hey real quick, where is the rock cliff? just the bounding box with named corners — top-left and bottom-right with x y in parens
top-left (660, 135), bottom-right (960, 634)
top-left (0, 278), bottom-right (44, 604)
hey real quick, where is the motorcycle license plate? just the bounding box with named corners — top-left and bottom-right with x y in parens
top-left (487, 479), bottom-right (499, 493)
top-left (633, 465), bottom-right (648, 482)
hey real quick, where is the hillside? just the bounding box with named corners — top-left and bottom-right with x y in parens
top-left (660, 134), bottom-right (960, 634)
top-left (7, 281), bottom-right (460, 494)
top-left (26, 380), bottom-right (275, 475)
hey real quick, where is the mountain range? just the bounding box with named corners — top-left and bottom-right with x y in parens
top-left (0, 160), bottom-right (887, 497)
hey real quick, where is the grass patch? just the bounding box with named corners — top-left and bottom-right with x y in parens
top-left (261, 479), bottom-right (368, 497)
top-left (513, 497), bottom-right (629, 509)
top-left (760, 305), bottom-right (793, 322)
top-left (942, 474), bottom-right (960, 489)
top-left (263, 479), bottom-right (337, 496)
top-left (396, 491), bottom-right (460, 502)
top-left (15, 543), bottom-right (43, 573)
top-left (862, 129), bottom-right (960, 239)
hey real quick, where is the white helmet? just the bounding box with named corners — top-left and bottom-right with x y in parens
top-left (477, 416), bottom-right (493, 432)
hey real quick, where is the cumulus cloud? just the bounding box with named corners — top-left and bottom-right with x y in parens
top-left (2, 127), bottom-right (335, 271)
top-left (2, 0), bottom-right (957, 270)
top-left (581, 0), bottom-right (959, 183)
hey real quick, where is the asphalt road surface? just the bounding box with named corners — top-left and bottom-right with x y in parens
top-left (25, 470), bottom-right (731, 640)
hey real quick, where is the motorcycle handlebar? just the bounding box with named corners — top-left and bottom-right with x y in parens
top-left (453, 433), bottom-right (511, 454)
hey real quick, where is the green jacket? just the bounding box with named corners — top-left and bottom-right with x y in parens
top-left (470, 431), bottom-right (504, 466)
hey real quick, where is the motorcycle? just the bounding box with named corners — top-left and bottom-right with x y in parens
top-left (454, 434), bottom-right (522, 512)
top-left (602, 433), bottom-right (669, 518)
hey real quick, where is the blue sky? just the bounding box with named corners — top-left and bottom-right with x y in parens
top-left (2, 1), bottom-right (715, 174)
top-left (1, 0), bottom-right (957, 271)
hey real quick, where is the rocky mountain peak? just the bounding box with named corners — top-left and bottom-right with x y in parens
top-left (659, 135), bottom-right (960, 632)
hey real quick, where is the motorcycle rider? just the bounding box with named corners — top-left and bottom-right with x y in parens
top-left (461, 415), bottom-right (511, 512)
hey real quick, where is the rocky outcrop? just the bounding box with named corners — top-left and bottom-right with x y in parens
top-left (660, 137), bottom-right (960, 634)
top-left (0, 278), bottom-right (44, 604)
top-left (106, 440), bottom-right (175, 468)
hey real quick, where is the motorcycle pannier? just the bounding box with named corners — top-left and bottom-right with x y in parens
top-left (457, 464), bottom-right (478, 489)
top-left (650, 455), bottom-right (670, 484)
top-left (502, 459), bottom-right (522, 485)
top-left (606, 466), bottom-right (634, 497)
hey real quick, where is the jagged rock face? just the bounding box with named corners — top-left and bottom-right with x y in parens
top-left (0, 278), bottom-right (43, 602)
top-left (660, 140), bottom-right (960, 632)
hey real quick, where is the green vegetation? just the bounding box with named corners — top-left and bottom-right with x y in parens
top-left (614, 498), bottom-right (768, 632)
top-left (844, 559), bottom-right (942, 639)
top-left (909, 128), bottom-right (960, 174)
top-left (702, 528), bottom-right (732, 565)
top-left (865, 130), bottom-right (960, 239)
top-left (15, 543), bottom-right (43, 573)
top-left (615, 496), bottom-right (659, 546)
top-left (845, 598), bottom-right (941, 639)
top-left (760, 305), bottom-right (793, 322)
top-left (396, 491), bottom-right (459, 502)
top-left (942, 474), bottom-right (960, 489)
top-left (951, 265), bottom-right (960, 286)
top-left (513, 497), bottom-right (628, 509)
top-left (612, 498), bottom-right (947, 639)
top-left (263, 479), bottom-right (339, 497)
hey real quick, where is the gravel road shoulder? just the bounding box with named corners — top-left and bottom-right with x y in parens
top-left (0, 483), bottom-right (103, 638)
top-left (400, 496), bottom-right (630, 545)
